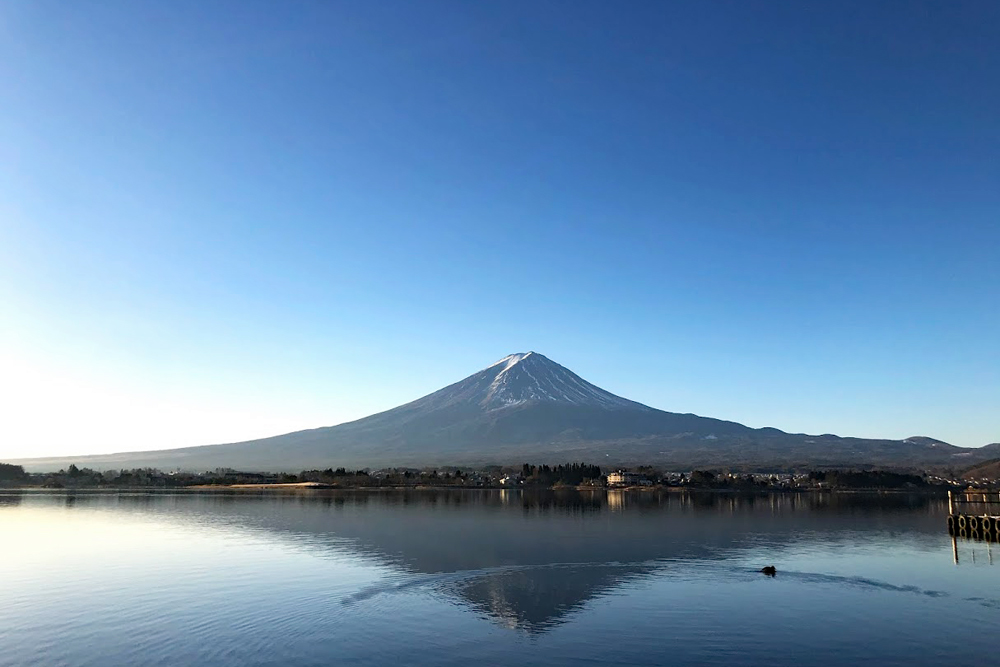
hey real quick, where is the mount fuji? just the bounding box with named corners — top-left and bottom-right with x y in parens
top-left (13, 352), bottom-right (994, 472)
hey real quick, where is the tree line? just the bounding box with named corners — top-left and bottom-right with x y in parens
top-left (0, 461), bottom-right (935, 491)
top-left (520, 463), bottom-right (603, 486)
top-left (0, 463), bottom-right (27, 483)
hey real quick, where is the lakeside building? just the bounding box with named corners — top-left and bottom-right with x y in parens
top-left (606, 470), bottom-right (647, 487)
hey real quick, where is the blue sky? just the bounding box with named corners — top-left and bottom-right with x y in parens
top-left (1, 0), bottom-right (997, 458)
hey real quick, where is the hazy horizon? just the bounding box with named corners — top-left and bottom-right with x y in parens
top-left (2, 1), bottom-right (997, 459)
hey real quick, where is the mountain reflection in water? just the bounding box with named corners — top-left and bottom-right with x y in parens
top-left (7, 489), bottom-right (946, 634)
top-left (6, 489), bottom-right (1000, 667)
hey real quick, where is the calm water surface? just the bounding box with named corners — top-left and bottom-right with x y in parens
top-left (2, 490), bottom-right (997, 666)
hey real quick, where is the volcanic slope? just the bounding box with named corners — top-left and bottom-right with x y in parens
top-left (201, 351), bottom-right (757, 469)
top-left (12, 352), bottom-right (992, 471)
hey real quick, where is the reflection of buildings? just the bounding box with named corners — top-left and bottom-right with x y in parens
top-left (607, 489), bottom-right (626, 511)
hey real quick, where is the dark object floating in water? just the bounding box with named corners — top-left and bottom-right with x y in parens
top-left (760, 566), bottom-right (777, 576)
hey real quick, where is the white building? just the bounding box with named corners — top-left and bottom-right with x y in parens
top-left (606, 470), bottom-right (645, 487)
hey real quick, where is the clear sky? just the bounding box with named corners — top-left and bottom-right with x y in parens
top-left (1, 1), bottom-right (997, 459)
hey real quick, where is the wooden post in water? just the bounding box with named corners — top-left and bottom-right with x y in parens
top-left (948, 490), bottom-right (954, 515)
top-left (952, 533), bottom-right (959, 565)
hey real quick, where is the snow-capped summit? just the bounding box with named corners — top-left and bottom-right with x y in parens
top-left (479, 352), bottom-right (649, 411)
top-left (399, 351), bottom-right (653, 415)
top-left (487, 351), bottom-right (535, 370)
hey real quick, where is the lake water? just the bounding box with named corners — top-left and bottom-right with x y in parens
top-left (2, 490), bottom-right (997, 666)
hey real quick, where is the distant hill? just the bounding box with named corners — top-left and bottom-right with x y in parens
top-left (960, 457), bottom-right (1000, 480)
top-left (11, 352), bottom-right (998, 472)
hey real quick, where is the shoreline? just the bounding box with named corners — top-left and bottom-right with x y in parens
top-left (0, 484), bottom-right (953, 496)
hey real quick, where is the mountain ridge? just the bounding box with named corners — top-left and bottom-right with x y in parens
top-left (10, 352), bottom-right (997, 472)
